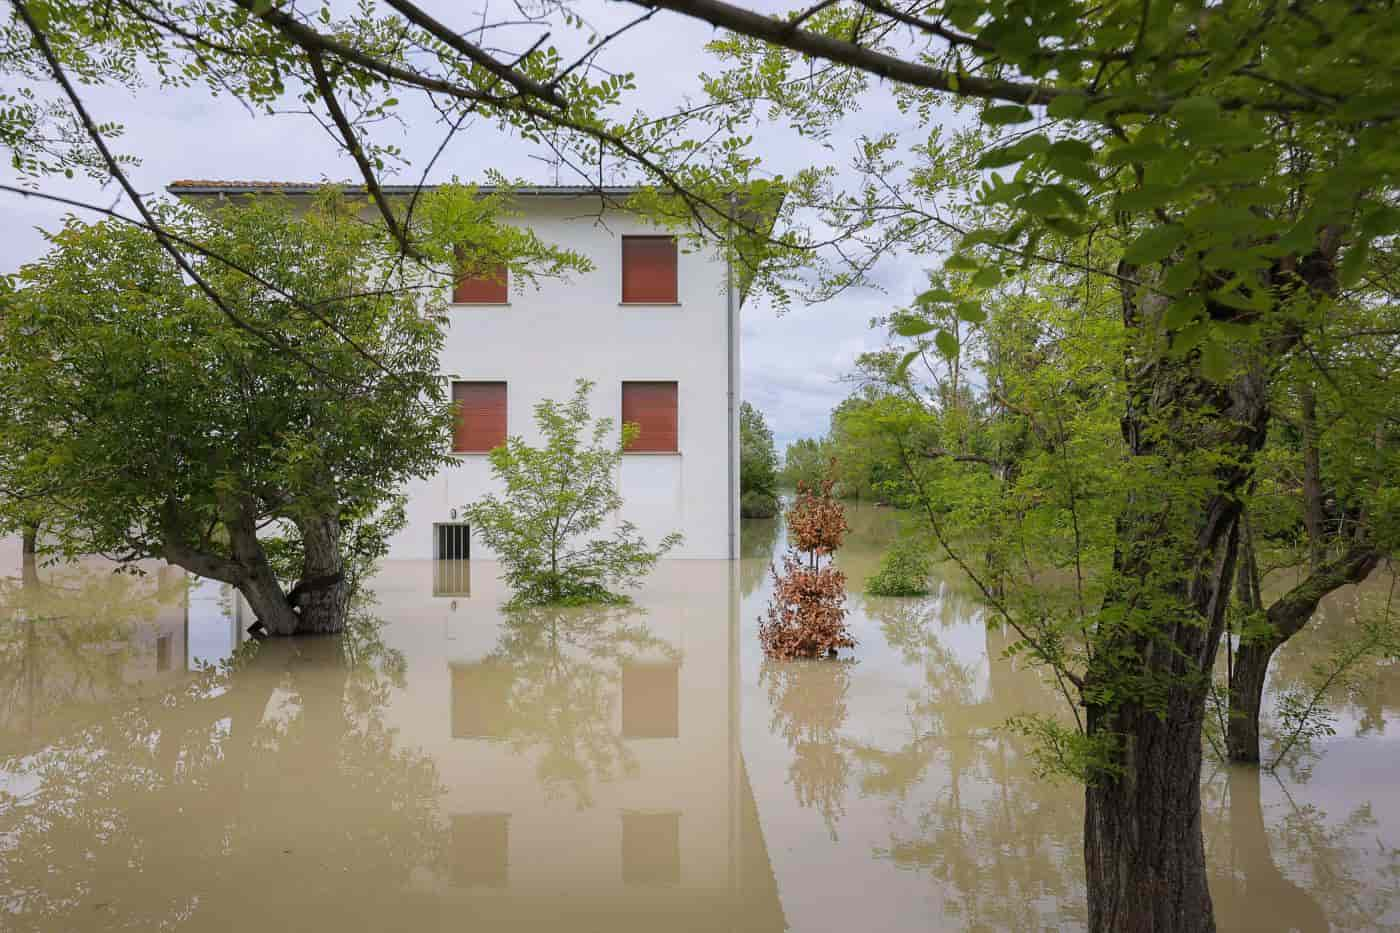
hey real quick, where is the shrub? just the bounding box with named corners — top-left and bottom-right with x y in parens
top-left (466, 380), bottom-right (681, 606)
top-left (759, 477), bottom-right (855, 659)
top-left (865, 537), bottom-right (931, 596)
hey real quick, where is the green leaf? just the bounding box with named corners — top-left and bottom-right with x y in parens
top-left (1338, 241), bottom-right (1370, 288)
top-left (894, 349), bottom-right (920, 380)
top-left (971, 266), bottom-right (1003, 289)
top-left (1198, 338), bottom-right (1229, 383)
top-left (955, 300), bottom-right (986, 323)
top-left (915, 287), bottom-right (954, 305)
top-left (1047, 95), bottom-right (1087, 118)
top-left (1123, 225), bottom-right (1187, 265)
top-left (983, 104), bottom-right (1035, 125)
top-left (1047, 139), bottom-right (1095, 162)
top-left (934, 329), bottom-right (959, 359)
top-left (944, 254), bottom-right (979, 272)
top-left (894, 318), bottom-right (936, 337)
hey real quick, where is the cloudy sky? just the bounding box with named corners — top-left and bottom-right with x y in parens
top-left (2, 1), bottom-right (946, 452)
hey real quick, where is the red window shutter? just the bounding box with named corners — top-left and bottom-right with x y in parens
top-left (621, 381), bottom-right (678, 452)
top-left (453, 249), bottom-right (508, 304)
top-left (453, 382), bottom-right (507, 452)
top-left (621, 236), bottom-right (678, 303)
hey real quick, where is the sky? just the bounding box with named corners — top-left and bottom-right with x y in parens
top-left (0, 1), bottom-right (945, 453)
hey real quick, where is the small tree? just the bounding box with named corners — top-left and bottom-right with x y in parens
top-left (740, 401), bottom-right (780, 518)
top-left (760, 478), bottom-right (854, 659)
top-left (467, 380), bottom-right (681, 606)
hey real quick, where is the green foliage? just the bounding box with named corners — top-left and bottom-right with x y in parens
top-left (740, 401), bottom-right (779, 517)
top-left (466, 380), bottom-right (681, 607)
top-left (781, 437), bottom-right (831, 491)
top-left (865, 536), bottom-right (931, 597)
top-left (0, 193), bottom-right (456, 600)
top-left (1005, 713), bottom-right (1122, 785)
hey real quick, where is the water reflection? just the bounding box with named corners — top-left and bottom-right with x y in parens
top-left (0, 516), bottom-right (1395, 931)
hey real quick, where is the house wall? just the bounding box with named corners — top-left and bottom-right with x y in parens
top-left (387, 195), bottom-right (738, 562)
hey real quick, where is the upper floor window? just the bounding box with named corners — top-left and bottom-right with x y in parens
top-left (452, 381), bottom-right (507, 453)
top-left (621, 381), bottom-right (678, 453)
top-left (621, 235), bottom-right (678, 304)
top-left (454, 248), bottom-right (508, 304)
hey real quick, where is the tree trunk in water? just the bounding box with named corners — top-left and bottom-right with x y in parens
top-left (1225, 543), bottom-right (1381, 763)
top-left (1227, 640), bottom-right (1278, 764)
top-left (291, 513), bottom-right (350, 634)
top-left (1085, 702), bottom-right (1218, 931)
top-left (20, 523), bottom-right (39, 590)
top-left (1082, 267), bottom-right (1274, 932)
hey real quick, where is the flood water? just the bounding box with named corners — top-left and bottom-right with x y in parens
top-left (1, 504), bottom-right (1397, 931)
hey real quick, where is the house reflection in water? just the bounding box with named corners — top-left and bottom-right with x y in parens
top-left (374, 557), bottom-right (785, 930)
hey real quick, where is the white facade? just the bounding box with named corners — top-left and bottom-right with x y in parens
top-left (394, 190), bottom-right (741, 562)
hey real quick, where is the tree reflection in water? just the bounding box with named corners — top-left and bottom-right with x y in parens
top-left (858, 588), bottom-right (1086, 930)
top-left (473, 604), bottom-right (681, 808)
top-left (759, 656), bottom-right (854, 840)
top-left (781, 579), bottom-right (1400, 932)
top-left (739, 513), bottom-right (781, 598)
top-left (0, 563), bottom-right (188, 746)
top-left (0, 596), bottom-right (448, 931)
top-left (1204, 766), bottom-right (1400, 932)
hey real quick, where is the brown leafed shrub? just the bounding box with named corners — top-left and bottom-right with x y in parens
top-left (760, 474), bottom-right (855, 659)
top-left (785, 476), bottom-right (849, 561)
top-left (760, 555), bottom-right (854, 659)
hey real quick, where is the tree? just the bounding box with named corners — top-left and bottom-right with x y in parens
top-left (687, 5), bottom-right (1400, 926)
top-left (467, 380), bottom-right (682, 606)
top-left (740, 401), bottom-right (780, 518)
top-left (781, 437), bottom-right (831, 491)
top-left (1219, 296), bottom-right (1400, 763)
top-left (760, 478), bottom-right (854, 659)
top-left (0, 190), bottom-right (584, 635)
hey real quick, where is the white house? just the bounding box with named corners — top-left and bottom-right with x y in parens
top-left (166, 183), bottom-right (748, 563)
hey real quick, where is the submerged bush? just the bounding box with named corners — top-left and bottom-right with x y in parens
top-left (865, 537), bottom-right (931, 597)
top-left (759, 478), bottom-right (855, 659)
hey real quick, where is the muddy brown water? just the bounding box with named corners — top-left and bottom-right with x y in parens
top-left (1, 504), bottom-right (1396, 931)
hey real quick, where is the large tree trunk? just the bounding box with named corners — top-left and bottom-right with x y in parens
top-left (1082, 267), bottom-right (1275, 931)
top-left (290, 513), bottom-right (350, 634)
top-left (1226, 543), bottom-right (1381, 763)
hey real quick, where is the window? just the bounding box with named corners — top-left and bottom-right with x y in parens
top-left (621, 235), bottom-right (678, 304)
top-left (621, 812), bottom-right (680, 886)
top-left (452, 382), bottom-right (507, 453)
top-left (156, 634), bottom-right (172, 673)
top-left (449, 814), bottom-right (510, 888)
top-left (621, 381), bottom-right (678, 453)
top-left (435, 522), bottom-right (470, 561)
top-left (453, 249), bottom-right (508, 304)
top-left (622, 663), bottom-right (679, 738)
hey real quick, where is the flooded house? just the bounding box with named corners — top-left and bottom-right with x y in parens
top-left (164, 182), bottom-right (747, 563)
